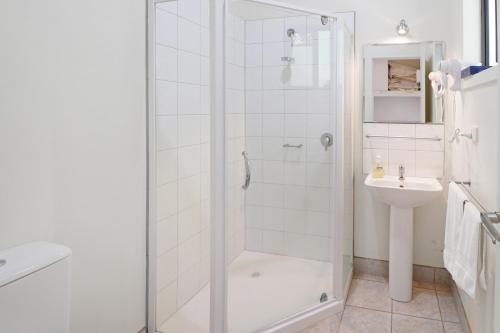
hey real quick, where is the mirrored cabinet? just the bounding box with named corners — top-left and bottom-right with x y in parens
top-left (363, 42), bottom-right (445, 124)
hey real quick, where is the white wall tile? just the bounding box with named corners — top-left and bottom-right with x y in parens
top-left (246, 44), bottom-right (262, 67)
top-left (178, 51), bottom-right (201, 84)
top-left (306, 187), bottom-right (330, 212)
top-left (262, 114), bottom-right (284, 137)
top-left (156, 10), bottom-right (178, 48)
top-left (284, 210), bottom-right (307, 233)
top-left (246, 67), bottom-right (262, 90)
top-left (245, 20), bottom-right (263, 44)
top-left (157, 248), bottom-right (178, 290)
top-left (285, 114), bottom-right (307, 138)
top-left (178, 174), bottom-right (201, 210)
top-left (178, 18), bottom-right (201, 54)
top-left (178, 234), bottom-right (201, 273)
top-left (306, 211), bottom-right (329, 236)
top-left (178, 83), bottom-right (200, 115)
top-left (157, 149), bottom-right (178, 185)
top-left (156, 282), bottom-right (177, 326)
top-left (263, 42), bottom-right (285, 66)
top-left (415, 151), bottom-right (444, 178)
top-left (178, 204), bottom-right (201, 242)
top-left (307, 89), bottom-right (330, 114)
top-left (246, 91), bottom-right (262, 114)
top-left (262, 183), bottom-right (284, 207)
top-left (177, 263), bottom-right (200, 306)
top-left (262, 207), bottom-right (285, 231)
top-left (246, 206), bottom-right (263, 228)
top-left (262, 230), bottom-right (285, 254)
top-left (262, 160), bottom-right (284, 184)
top-left (285, 90), bottom-right (307, 114)
top-left (157, 116), bottom-right (178, 150)
top-left (262, 18), bottom-right (285, 42)
top-left (178, 115), bottom-right (201, 146)
top-left (157, 182), bottom-right (178, 220)
top-left (262, 90), bottom-right (284, 114)
top-left (307, 114), bottom-right (330, 138)
top-left (388, 150), bottom-right (416, 176)
top-left (306, 162), bottom-right (330, 187)
top-left (157, 215), bottom-right (178, 255)
top-left (284, 185), bottom-right (307, 210)
top-left (415, 124), bottom-right (444, 151)
top-left (246, 228), bottom-right (263, 251)
top-left (157, 80), bottom-right (178, 116)
top-left (200, 0), bottom-right (209, 28)
top-left (262, 66), bottom-right (284, 90)
top-left (201, 28), bottom-right (210, 56)
top-left (262, 137), bottom-right (284, 160)
top-left (156, 45), bottom-right (178, 82)
top-left (284, 162), bottom-right (306, 186)
top-left (178, 145), bottom-right (201, 178)
top-left (178, 0), bottom-right (201, 23)
top-left (157, 1), bottom-right (177, 14)
top-left (245, 114), bottom-right (262, 137)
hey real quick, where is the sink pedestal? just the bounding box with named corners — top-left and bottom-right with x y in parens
top-left (389, 206), bottom-right (413, 302)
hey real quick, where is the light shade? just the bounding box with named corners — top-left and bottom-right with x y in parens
top-left (396, 19), bottom-right (409, 36)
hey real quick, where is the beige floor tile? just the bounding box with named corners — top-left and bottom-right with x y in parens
top-left (338, 306), bottom-right (391, 333)
top-left (443, 322), bottom-right (465, 333)
top-left (353, 273), bottom-right (388, 283)
top-left (413, 280), bottom-right (436, 290)
top-left (437, 291), bottom-right (460, 323)
top-left (435, 282), bottom-right (451, 292)
top-left (298, 313), bottom-right (342, 333)
top-left (392, 288), bottom-right (441, 320)
top-left (392, 314), bottom-right (444, 333)
top-left (346, 279), bottom-right (392, 312)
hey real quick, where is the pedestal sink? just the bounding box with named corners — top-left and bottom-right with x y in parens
top-left (365, 174), bottom-right (443, 302)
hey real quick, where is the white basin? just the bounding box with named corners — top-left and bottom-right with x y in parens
top-left (365, 175), bottom-right (443, 208)
top-left (364, 174), bottom-right (443, 302)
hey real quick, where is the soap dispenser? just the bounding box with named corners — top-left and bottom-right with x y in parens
top-left (372, 155), bottom-right (385, 178)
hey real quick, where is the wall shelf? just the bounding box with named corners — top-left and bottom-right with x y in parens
top-left (374, 91), bottom-right (421, 98)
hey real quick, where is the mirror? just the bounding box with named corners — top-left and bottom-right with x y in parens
top-left (363, 42), bottom-right (445, 124)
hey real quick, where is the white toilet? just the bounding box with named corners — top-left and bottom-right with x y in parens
top-left (0, 242), bottom-right (72, 333)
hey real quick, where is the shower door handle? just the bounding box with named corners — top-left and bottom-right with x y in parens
top-left (242, 151), bottom-right (251, 190)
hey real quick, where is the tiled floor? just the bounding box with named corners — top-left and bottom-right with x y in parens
top-left (300, 273), bottom-right (465, 333)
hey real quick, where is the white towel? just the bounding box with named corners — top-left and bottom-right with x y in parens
top-left (451, 201), bottom-right (482, 298)
top-left (443, 182), bottom-right (468, 272)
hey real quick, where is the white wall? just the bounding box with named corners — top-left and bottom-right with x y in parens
top-left (0, 1), bottom-right (147, 332)
top-left (278, 0), bottom-right (460, 267)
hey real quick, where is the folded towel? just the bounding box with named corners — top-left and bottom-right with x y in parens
top-left (444, 182), bottom-right (468, 271)
top-left (451, 201), bottom-right (482, 298)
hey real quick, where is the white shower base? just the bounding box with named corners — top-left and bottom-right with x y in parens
top-left (159, 251), bottom-right (333, 333)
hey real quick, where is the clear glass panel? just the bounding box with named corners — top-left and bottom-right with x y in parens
top-left (153, 0), bottom-right (211, 332)
top-left (225, 1), bottom-right (339, 331)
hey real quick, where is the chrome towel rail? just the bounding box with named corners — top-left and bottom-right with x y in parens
top-left (365, 134), bottom-right (442, 141)
top-left (454, 181), bottom-right (500, 244)
top-left (282, 143), bottom-right (303, 148)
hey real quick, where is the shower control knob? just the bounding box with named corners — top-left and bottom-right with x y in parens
top-left (320, 133), bottom-right (333, 151)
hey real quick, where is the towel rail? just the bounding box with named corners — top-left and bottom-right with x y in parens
top-left (365, 134), bottom-right (442, 141)
top-left (454, 180), bottom-right (500, 245)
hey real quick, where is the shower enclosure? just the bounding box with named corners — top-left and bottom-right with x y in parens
top-left (147, 0), bottom-right (353, 331)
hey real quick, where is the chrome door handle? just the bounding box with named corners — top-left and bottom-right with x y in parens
top-left (242, 151), bottom-right (251, 190)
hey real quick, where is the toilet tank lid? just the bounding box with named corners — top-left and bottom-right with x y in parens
top-left (0, 242), bottom-right (71, 287)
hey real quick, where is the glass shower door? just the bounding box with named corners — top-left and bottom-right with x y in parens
top-left (224, 1), bottom-right (346, 331)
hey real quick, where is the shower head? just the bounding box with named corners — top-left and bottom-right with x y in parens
top-left (287, 28), bottom-right (295, 39)
top-left (321, 16), bottom-right (328, 25)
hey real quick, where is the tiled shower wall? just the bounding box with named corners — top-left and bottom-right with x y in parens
top-left (363, 123), bottom-right (445, 178)
top-left (243, 15), bottom-right (335, 262)
top-left (154, 0), bottom-right (211, 326)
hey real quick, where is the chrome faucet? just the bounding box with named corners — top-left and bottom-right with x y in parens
top-left (399, 164), bottom-right (405, 181)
